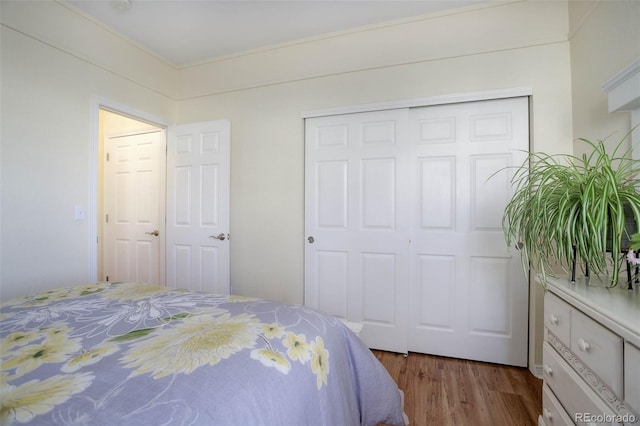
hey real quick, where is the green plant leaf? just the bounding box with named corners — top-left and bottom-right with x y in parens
top-left (501, 129), bottom-right (640, 286)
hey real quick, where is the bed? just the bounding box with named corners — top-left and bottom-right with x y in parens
top-left (0, 282), bottom-right (408, 425)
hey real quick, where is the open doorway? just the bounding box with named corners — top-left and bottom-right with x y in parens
top-left (97, 108), bottom-right (165, 283)
top-left (88, 98), bottom-right (231, 293)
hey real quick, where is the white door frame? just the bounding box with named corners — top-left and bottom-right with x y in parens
top-left (302, 87), bottom-right (533, 118)
top-left (88, 96), bottom-right (169, 282)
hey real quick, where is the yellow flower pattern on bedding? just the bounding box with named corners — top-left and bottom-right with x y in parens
top-left (2, 324), bottom-right (81, 380)
top-left (283, 331), bottom-right (311, 364)
top-left (101, 282), bottom-right (165, 301)
top-left (310, 336), bottom-right (330, 390)
top-left (0, 373), bottom-right (93, 424)
top-left (120, 311), bottom-right (261, 379)
top-left (250, 348), bottom-right (291, 374)
top-left (61, 342), bottom-right (120, 373)
top-left (2, 330), bottom-right (42, 349)
top-left (1, 284), bottom-right (106, 309)
top-left (262, 322), bottom-right (285, 339)
top-left (0, 282), bottom-right (336, 425)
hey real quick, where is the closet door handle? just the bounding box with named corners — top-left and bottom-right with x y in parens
top-left (210, 233), bottom-right (226, 241)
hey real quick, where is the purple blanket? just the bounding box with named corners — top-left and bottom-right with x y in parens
top-left (1, 282), bottom-right (407, 425)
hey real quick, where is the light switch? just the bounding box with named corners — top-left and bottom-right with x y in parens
top-left (75, 205), bottom-right (85, 221)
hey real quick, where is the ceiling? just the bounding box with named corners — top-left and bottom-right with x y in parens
top-left (66, 0), bottom-right (489, 67)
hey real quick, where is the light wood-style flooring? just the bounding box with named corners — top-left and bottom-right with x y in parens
top-left (373, 350), bottom-right (543, 426)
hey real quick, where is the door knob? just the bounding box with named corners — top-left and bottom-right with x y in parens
top-left (210, 233), bottom-right (226, 241)
top-left (145, 229), bottom-right (160, 236)
top-left (308, 236), bottom-right (315, 244)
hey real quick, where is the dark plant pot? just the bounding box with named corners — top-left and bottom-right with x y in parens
top-left (606, 204), bottom-right (638, 252)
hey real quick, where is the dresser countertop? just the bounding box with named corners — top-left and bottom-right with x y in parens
top-left (544, 275), bottom-right (640, 347)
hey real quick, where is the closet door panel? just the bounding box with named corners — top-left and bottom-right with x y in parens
top-left (470, 155), bottom-right (510, 230)
top-left (315, 160), bottom-right (348, 229)
top-left (305, 109), bottom-right (410, 353)
top-left (419, 156), bottom-right (455, 229)
top-left (315, 250), bottom-right (348, 318)
top-left (408, 97), bottom-right (529, 366)
top-left (416, 254), bottom-right (456, 330)
top-left (362, 253), bottom-right (397, 324)
top-left (361, 158), bottom-right (396, 229)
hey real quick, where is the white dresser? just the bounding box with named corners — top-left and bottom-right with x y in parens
top-left (541, 276), bottom-right (640, 426)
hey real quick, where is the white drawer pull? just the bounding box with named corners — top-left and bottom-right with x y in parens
top-left (543, 408), bottom-right (553, 421)
top-left (543, 364), bottom-right (553, 376)
top-left (578, 338), bottom-right (590, 352)
top-left (549, 314), bottom-right (559, 325)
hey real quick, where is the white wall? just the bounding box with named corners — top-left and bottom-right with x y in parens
top-left (569, 0), bottom-right (640, 157)
top-left (1, 1), bottom-right (178, 99)
top-left (177, 1), bottom-right (570, 99)
top-left (0, 3), bottom-right (175, 300)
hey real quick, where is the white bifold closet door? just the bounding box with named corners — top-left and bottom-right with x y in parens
top-left (305, 97), bottom-right (529, 366)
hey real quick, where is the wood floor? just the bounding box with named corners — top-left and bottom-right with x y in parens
top-left (373, 350), bottom-right (543, 426)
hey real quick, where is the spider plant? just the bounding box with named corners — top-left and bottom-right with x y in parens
top-left (503, 132), bottom-right (640, 287)
top-left (631, 233), bottom-right (640, 251)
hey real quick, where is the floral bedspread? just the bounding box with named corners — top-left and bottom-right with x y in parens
top-left (1, 282), bottom-right (407, 425)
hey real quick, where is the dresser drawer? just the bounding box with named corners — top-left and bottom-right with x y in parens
top-left (545, 291), bottom-right (571, 346)
top-left (543, 343), bottom-right (617, 425)
top-left (625, 342), bottom-right (640, 415)
top-left (542, 383), bottom-right (575, 426)
top-left (571, 308), bottom-right (623, 397)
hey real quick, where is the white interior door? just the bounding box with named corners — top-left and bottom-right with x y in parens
top-left (304, 109), bottom-right (410, 353)
top-left (104, 129), bottom-right (165, 284)
top-left (166, 120), bottom-right (231, 294)
top-left (408, 97), bottom-right (529, 366)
